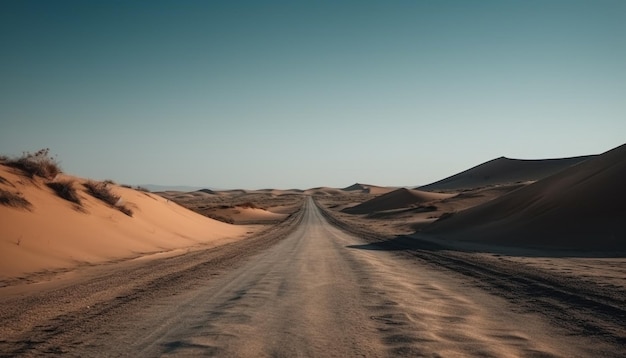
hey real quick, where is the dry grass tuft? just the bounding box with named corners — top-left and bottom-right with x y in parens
top-left (5, 148), bottom-right (61, 179)
top-left (84, 181), bottom-right (133, 216)
top-left (0, 188), bottom-right (32, 209)
top-left (47, 180), bottom-right (82, 205)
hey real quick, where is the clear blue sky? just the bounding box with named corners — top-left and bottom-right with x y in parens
top-left (1, 1), bottom-right (624, 189)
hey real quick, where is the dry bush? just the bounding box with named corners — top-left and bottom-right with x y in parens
top-left (84, 181), bottom-right (118, 205)
top-left (47, 180), bottom-right (81, 205)
top-left (84, 181), bottom-right (133, 216)
top-left (5, 148), bottom-right (61, 179)
top-left (117, 205), bottom-right (134, 217)
top-left (0, 188), bottom-right (31, 209)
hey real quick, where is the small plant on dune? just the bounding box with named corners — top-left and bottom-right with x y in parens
top-left (47, 180), bottom-right (82, 205)
top-left (84, 180), bottom-right (133, 216)
top-left (117, 205), bottom-right (134, 217)
top-left (0, 188), bottom-right (32, 209)
top-left (135, 186), bottom-right (150, 192)
top-left (5, 148), bottom-right (61, 179)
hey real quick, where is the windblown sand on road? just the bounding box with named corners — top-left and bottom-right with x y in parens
top-left (0, 165), bottom-right (252, 283)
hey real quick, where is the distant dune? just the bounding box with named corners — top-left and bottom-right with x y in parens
top-left (206, 205), bottom-right (288, 224)
top-left (425, 143), bottom-right (626, 251)
top-left (419, 155), bottom-right (595, 191)
top-left (344, 188), bottom-right (455, 214)
top-left (341, 183), bottom-right (397, 195)
top-left (304, 187), bottom-right (345, 196)
top-left (0, 164), bottom-right (249, 281)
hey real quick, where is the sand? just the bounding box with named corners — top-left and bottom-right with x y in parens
top-left (0, 165), bottom-right (252, 283)
top-left (419, 154), bottom-right (594, 191)
top-left (425, 143), bottom-right (626, 251)
top-left (341, 183), bottom-right (398, 195)
top-left (343, 188), bottom-right (455, 214)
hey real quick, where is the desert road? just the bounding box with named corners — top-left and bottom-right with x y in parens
top-left (1, 198), bottom-right (624, 357)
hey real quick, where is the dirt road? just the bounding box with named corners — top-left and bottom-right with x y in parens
top-left (1, 198), bottom-right (623, 357)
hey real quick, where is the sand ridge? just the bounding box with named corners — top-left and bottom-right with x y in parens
top-left (419, 154), bottom-right (594, 191)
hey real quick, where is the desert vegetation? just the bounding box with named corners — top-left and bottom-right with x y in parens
top-left (47, 180), bottom-right (82, 205)
top-left (84, 180), bottom-right (133, 216)
top-left (0, 188), bottom-right (31, 209)
top-left (3, 148), bottom-right (61, 179)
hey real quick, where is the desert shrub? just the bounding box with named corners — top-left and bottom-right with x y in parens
top-left (121, 184), bottom-right (132, 188)
top-left (0, 188), bottom-right (31, 209)
top-left (84, 181), bottom-right (118, 205)
top-left (5, 148), bottom-right (61, 179)
top-left (84, 180), bottom-right (133, 216)
top-left (135, 186), bottom-right (150, 192)
top-left (103, 179), bottom-right (116, 185)
top-left (117, 205), bottom-right (134, 217)
top-left (47, 180), bottom-right (81, 205)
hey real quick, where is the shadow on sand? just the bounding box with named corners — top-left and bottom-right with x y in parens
top-left (346, 234), bottom-right (626, 258)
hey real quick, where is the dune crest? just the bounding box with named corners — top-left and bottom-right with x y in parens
top-left (341, 183), bottom-right (397, 195)
top-left (419, 155), bottom-right (594, 191)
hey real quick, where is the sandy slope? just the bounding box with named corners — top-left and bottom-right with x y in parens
top-left (425, 143), bottom-right (626, 251)
top-left (204, 205), bottom-right (288, 224)
top-left (419, 154), bottom-right (594, 191)
top-left (343, 188), bottom-right (455, 214)
top-left (0, 165), bottom-right (250, 282)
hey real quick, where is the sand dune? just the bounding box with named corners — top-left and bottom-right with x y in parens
top-left (304, 187), bottom-right (345, 196)
top-left (343, 188), bottom-right (455, 214)
top-left (204, 205), bottom-right (288, 224)
top-left (341, 183), bottom-right (397, 195)
top-left (0, 165), bottom-right (250, 282)
top-left (419, 155), bottom-right (594, 191)
top-left (251, 189), bottom-right (305, 196)
top-left (425, 143), bottom-right (626, 251)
